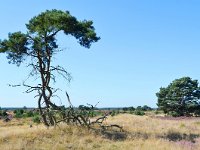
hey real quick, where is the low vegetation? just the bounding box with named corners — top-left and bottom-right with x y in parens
top-left (0, 113), bottom-right (200, 150)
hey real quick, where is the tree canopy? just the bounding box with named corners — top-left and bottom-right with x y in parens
top-left (0, 9), bottom-right (100, 126)
top-left (156, 77), bottom-right (200, 116)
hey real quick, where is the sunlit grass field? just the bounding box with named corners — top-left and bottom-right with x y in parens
top-left (1, 113), bottom-right (200, 150)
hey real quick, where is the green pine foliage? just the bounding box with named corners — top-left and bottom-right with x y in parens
top-left (156, 77), bottom-right (200, 116)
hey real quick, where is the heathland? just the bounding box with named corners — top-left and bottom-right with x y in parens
top-left (1, 112), bottom-right (200, 150)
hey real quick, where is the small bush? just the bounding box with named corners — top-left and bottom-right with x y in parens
top-left (2, 110), bottom-right (8, 117)
top-left (194, 107), bottom-right (200, 116)
top-left (134, 110), bottom-right (145, 116)
top-left (15, 112), bottom-right (23, 118)
top-left (122, 107), bottom-right (128, 113)
top-left (154, 109), bottom-right (162, 114)
top-left (26, 111), bottom-right (34, 117)
top-left (128, 107), bottom-right (135, 113)
top-left (32, 115), bottom-right (41, 124)
top-left (19, 109), bottom-right (24, 114)
top-left (14, 109), bottom-right (25, 118)
top-left (93, 111), bottom-right (103, 117)
top-left (111, 110), bottom-right (120, 117)
top-left (169, 111), bottom-right (180, 117)
top-left (111, 111), bottom-right (116, 117)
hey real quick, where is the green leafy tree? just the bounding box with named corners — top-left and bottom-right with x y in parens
top-left (0, 9), bottom-right (100, 126)
top-left (122, 107), bottom-right (128, 113)
top-left (141, 105), bottom-right (152, 111)
top-left (156, 77), bottom-right (200, 116)
top-left (128, 106), bottom-right (135, 113)
top-left (136, 106), bottom-right (142, 110)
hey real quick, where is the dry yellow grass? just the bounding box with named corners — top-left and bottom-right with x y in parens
top-left (0, 114), bottom-right (200, 150)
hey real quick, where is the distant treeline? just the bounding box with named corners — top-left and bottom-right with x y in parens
top-left (0, 107), bottom-right (35, 110)
top-left (0, 105), bottom-right (155, 111)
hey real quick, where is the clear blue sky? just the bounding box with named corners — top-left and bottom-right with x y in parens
top-left (0, 0), bottom-right (200, 108)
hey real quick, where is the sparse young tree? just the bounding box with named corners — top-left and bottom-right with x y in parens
top-left (0, 9), bottom-right (100, 126)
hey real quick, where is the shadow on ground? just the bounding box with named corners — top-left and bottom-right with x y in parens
top-left (158, 132), bottom-right (199, 143)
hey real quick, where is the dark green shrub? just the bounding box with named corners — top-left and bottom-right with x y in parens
top-left (91, 111), bottom-right (103, 117)
top-left (111, 110), bottom-right (116, 117)
top-left (155, 109), bottom-right (162, 114)
top-left (19, 109), bottom-right (24, 114)
top-left (168, 111), bottom-right (181, 117)
top-left (128, 107), bottom-right (135, 113)
top-left (32, 115), bottom-right (41, 124)
top-left (0, 110), bottom-right (3, 116)
top-left (134, 110), bottom-right (145, 116)
top-left (2, 110), bottom-right (8, 116)
top-left (122, 107), bottom-right (128, 113)
top-left (13, 110), bottom-right (17, 114)
top-left (15, 112), bottom-right (23, 118)
top-left (194, 108), bottom-right (200, 116)
top-left (142, 105), bottom-right (152, 111)
top-left (26, 111), bottom-right (34, 117)
top-left (14, 109), bottom-right (25, 118)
